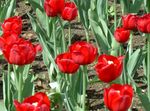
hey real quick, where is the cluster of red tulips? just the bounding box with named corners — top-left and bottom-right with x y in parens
top-left (0, 16), bottom-right (51, 111)
top-left (55, 41), bottom-right (97, 73)
top-left (44, 0), bottom-right (77, 21)
top-left (114, 14), bottom-right (150, 43)
top-left (0, 16), bottom-right (41, 65)
top-left (55, 42), bottom-right (134, 110)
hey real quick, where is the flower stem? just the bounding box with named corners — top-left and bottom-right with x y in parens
top-left (147, 34), bottom-right (150, 100)
top-left (58, 17), bottom-right (66, 52)
top-left (114, 0), bottom-right (117, 30)
top-left (7, 63), bottom-right (11, 110)
top-left (82, 66), bottom-right (87, 111)
top-left (18, 70), bottom-right (23, 102)
top-left (128, 32), bottom-right (133, 56)
top-left (68, 22), bottom-right (71, 46)
top-left (53, 20), bottom-right (57, 57)
top-left (46, 16), bottom-right (50, 38)
top-left (85, 28), bottom-right (90, 42)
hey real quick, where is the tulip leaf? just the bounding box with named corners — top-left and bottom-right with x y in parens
top-left (144, 0), bottom-right (150, 12)
top-left (27, 0), bottom-right (44, 12)
top-left (136, 87), bottom-right (150, 110)
top-left (22, 74), bottom-right (34, 99)
top-left (0, 0), bottom-right (16, 22)
top-left (28, 13), bottom-right (59, 74)
top-left (89, 9), bottom-right (110, 54)
top-left (127, 49), bottom-right (146, 76)
top-left (73, 0), bottom-right (90, 29)
top-left (120, 0), bottom-right (143, 13)
top-left (2, 71), bottom-right (13, 111)
top-left (0, 100), bottom-right (7, 111)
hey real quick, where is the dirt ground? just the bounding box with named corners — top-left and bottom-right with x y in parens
top-left (0, 1), bottom-right (147, 111)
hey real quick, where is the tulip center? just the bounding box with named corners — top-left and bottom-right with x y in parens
top-left (108, 61), bottom-right (114, 64)
top-left (32, 102), bottom-right (38, 106)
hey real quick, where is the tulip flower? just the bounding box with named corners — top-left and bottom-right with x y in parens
top-left (114, 27), bottom-right (130, 43)
top-left (2, 38), bottom-right (40, 65)
top-left (61, 2), bottom-right (78, 21)
top-left (122, 14), bottom-right (138, 30)
top-left (69, 41), bottom-right (98, 65)
top-left (1, 16), bottom-right (22, 35)
top-left (137, 14), bottom-right (150, 33)
top-left (55, 52), bottom-right (79, 73)
top-left (0, 33), bottom-right (18, 51)
top-left (14, 92), bottom-right (50, 111)
top-left (95, 54), bottom-right (123, 83)
top-left (44, 0), bottom-right (65, 17)
top-left (104, 84), bottom-right (133, 111)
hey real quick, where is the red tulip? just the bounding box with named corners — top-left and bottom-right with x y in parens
top-left (2, 38), bottom-right (39, 65)
top-left (44, 0), bottom-right (65, 17)
top-left (14, 92), bottom-right (50, 111)
top-left (104, 84), bottom-right (133, 111)
top-left (55, 52), bottom-right (79, 73)
top-left (114, 27), bottom-right (130, 43)
top-left (61, 2), bottom-right (78, 21)
top-left (137, 14), bottom-right (150, 33)
top-left (0, 33), bottom-right (18, 51)
top-left (122, 14), bottom-right (138, 30)
top-left (95, 54), bottom-right (123, 83)
top-left (2, 16), bottom-right (22, 35)
top-left (69, 41), bottom-right (98, 65)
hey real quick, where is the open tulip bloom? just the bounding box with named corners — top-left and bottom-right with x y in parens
top-left (104, 84), bottom-right (133, 111)
top-left (69, 41), bottom-right (98, 65)
top-left (14, 92), bottom-right (51, 111)
top-left (95, 54), bottom-right (123, 83)
top-left (2, 16), bottom-right (22, 35)
top-left (55, 52), bottom-right (79, 73)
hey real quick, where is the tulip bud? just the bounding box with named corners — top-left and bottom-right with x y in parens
top-left (137, 14), bottom-right (150, 33)
top-left (2, 16), bottom-right (22, 35)
top-left (61, 2), bottom-right (78, 21)
top-left (122, 14), bottom-right (138, 30)
top-left (14, 92), bottom-right (50, 111)
top-left (114, 27), bottom-right (130, 43)
top-left (44, 0), bottom-right (65, 17)
top-left (55, 52), bottom-right (79, 73)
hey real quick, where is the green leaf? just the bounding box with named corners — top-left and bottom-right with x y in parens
top-left (89, 9), bottom-right (110, 53)
top-left (22, 74), bottom-right (34, 98)
top-left (136, 87), bottom-right (150, 110)
top-left (127, 49), bottom-right (146, 76)
top-left (27, 0), bottom-right (43, 12)
top-left (0, 0), bottom-right (16, 22)
top-left (0, 100), bottom-right (7, 111)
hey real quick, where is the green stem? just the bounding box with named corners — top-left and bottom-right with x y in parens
top-left (105, 0), bottom-right (108, 24)
top-left (53, 20), bottom-right (57, 57)
top-left (18, 68), bottom-right (23, 102)
top-left (58, 17), bottom-right (66, 52)
top-left (147, 34), bottom-right (150, 100)
top-left (7, 64), bottom-right (11, 110)
top-left (68, 22), bottom-right (71, 46)
top-left (46, 16), bottom-right (50, 38)
top-left (114, 0), bottom-right (117, 29)
top-left (128, 32), bottom-right (133, 56)
top-left (85, 28), bottom-right (90, 42)
top-left (82, 66), bottom-right (87, 111)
